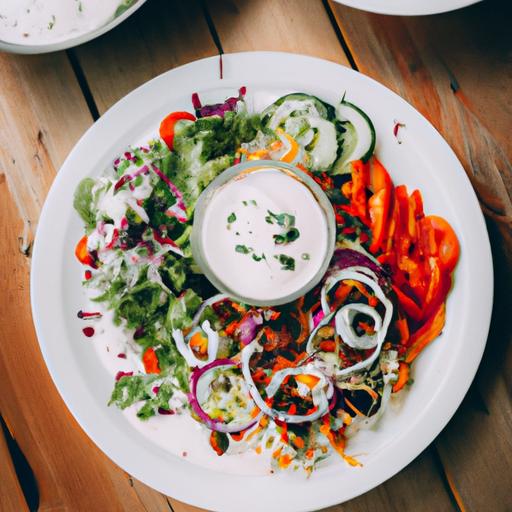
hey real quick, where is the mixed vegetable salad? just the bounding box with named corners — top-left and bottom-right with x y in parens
top-left (74, 87), bottom-right (459, 473)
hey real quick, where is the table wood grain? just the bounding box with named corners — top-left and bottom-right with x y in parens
top-left (0, 1), bottom-right (509, 511)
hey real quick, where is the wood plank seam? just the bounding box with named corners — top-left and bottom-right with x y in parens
top-left (66, 49), bottom-right (100, 121)
top-left (322, 0), bottom-right (359, 70)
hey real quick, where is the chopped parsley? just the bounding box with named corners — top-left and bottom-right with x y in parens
top-left (265, 210), bottom-right (295, 228)
top-left (273, 227), bottom-right (300, 245)
top-left (301, 252), bottom-right (310, 261)
top-left (274, 254), bottom-right (295, 271)
top-left (48, 15), bottom-right (56, 30)
top-left (235, 244), bottom-right (252, 255)
top-left (227, 212), bottom-right (236, 224)
top-left (252, 253), bottom-right (266, 262)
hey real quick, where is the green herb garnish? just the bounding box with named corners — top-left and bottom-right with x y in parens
top-left (273, 227), bottom-right (300, 245)
top-left (265, 210), bottom-right (295, 228)
top-left (274, 254), bottom-right (295, 271)
top-left (302, 252), bottom-right (310, 260)
top-left (227, 212), bottom-right (236, 224)
top-left (252, 253), bottom-right (266, 262)
top-left (235, 244), bottom-right (252, 255)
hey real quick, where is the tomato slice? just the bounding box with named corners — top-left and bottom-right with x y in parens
top-left (423, 215), bottom-right (460, 272)
top-left (159, 111), bottom-right (196, 150)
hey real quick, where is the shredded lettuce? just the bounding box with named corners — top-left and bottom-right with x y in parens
top-left (166, 289), bottom-right (202, 332)
top-left (73, 177), bottom-right (96, 231)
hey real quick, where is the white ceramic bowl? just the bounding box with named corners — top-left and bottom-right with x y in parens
top-left (332, 0), bottom-right (482, 16)
top-left (0, 0), bottom-right (146, 54)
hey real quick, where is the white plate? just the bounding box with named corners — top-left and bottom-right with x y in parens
top-left (0, 0), bottom-right (146, 54)
top-left (31, 52), bottom-right (493, 511)
top-left (333, 0), bottom-right (481, 16)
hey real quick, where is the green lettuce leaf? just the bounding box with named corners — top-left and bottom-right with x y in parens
top-left (166, 288), bottom-right (202, 332)
top-left (73, 177), bottom-right (96, 231)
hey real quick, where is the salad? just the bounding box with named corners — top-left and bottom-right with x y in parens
top-left (74, 87), bottom-right (459, 474)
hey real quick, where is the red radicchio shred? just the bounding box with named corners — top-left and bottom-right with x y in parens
top-left (77, 310), bottom-right (102, 319)
top-left (117, 353), bottom-right (127, 359)
top-left (134, 326), bottom-right (145, 339)
top-left (114, 174), bottom-right (131, 192)
top-left (192, 87), bottom-right (247, 119)
top-left (152, 228), bottom-right (179, 249)
top-left (393, 121), bottom-right (406, 144)
top-left (191, 92), bottom-right (202, 110)
top-left (120, 217), bottom-right (129, 230)
top-left (105, 228), bottom-right (119, 250)
top-left (152, 386), bottom-right (160, 394)
top-left (330, 248), bottom-right (390, 289)
top-left (158, 407), bottom-right (175, 415)
top-left (82, 327), bottom-right (95, 337)
top-left (115, 371), bottom-right (133, 381)
top-left (84, 270), bottom-right (92, 280)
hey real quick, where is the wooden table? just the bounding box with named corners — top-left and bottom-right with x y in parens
top-left (1, 1), bottom-right (510, 511)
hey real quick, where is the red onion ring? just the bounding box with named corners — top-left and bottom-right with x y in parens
top-left (188, 358), bottom-right (261, 433)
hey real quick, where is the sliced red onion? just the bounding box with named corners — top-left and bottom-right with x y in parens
top-left (241, 340), bottom-right (330, 424)
top-left (238, 312), bottom-right (263, 347)
top-left (189, 359), bottom-right (261, 433)
top-left (330, 249), bottom-right (389, 288)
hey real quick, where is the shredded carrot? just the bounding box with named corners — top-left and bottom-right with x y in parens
top-left (224, 320), bottom-right (239, 336)
top-left (255, 445), bottom-right (262, 454)
top-left (392, 361), bottom-right (410, 393)
top-left (305, 449), bottom-right (315, 459)
top-left (292, 436), bottom-right (305, 449)
top-left (231, 302), bottom-right (246, 314)
top-left (344, 397), bottom-right (365, 417)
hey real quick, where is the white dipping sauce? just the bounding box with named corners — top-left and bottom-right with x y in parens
top-left (0, 0), bottom-right (133, 45)
top-left (201, 167), bottom-right (329, 302)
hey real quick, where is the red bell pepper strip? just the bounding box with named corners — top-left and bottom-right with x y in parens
top-left (392, 284), bottom-right (423, 321)
top-left (405, 303), bottom-right (446, 363)
top-left (159, 111), bottom-right (196, 150)
top-left (350, 160), bottom-right (369, 222)
top-left (142, 347), bottom-right (161, 374)
top-left (75, 235), bottom-right (96, 267)
top-left (368, 187), bottom-right (391, 254)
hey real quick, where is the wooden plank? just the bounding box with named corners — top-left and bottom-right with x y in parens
top-left (205, 0), bottom-right (350, 66)
top-left (0, 52), bottom-right (164, 512)
top-left (329, 2), bottom-right (512, 510)
top-left (74, 0), bottom-right (219, 115)
top-left (0, 422), bottom-right (29, 512)
top-left (327, 448), bottom-right (454, 512)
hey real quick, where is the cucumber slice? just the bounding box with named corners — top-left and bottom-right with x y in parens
top-left (262, 93), bottom-right (335, 129)
top-left (303, 116), bottom-right (338, 171)
top-left (331, 100), bottom-right (376, 175)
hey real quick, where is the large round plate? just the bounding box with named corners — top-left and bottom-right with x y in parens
top-left (0, 0), bottom-right (146, 54)
top-left (333, 0), bottom-right (481, 16)
top-left (31, 52), bottom-right (492, 511)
